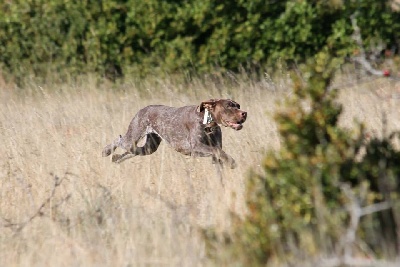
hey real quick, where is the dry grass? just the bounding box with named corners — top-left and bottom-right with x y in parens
top-left (0, 73), bottom-right (399, 266)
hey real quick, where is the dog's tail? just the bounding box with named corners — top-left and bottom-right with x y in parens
top-left (102, 135), bottom-right (122, 157)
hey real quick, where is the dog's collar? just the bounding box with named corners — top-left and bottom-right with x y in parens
top-left (202, 109), bottom-right (213, 125)
top-left (202, 109), bottom-right (218, 134)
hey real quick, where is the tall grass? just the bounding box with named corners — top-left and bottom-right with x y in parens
top-left (0, 72), bottom-right (399, 266)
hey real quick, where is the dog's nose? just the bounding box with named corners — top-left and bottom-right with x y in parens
top-left (241, 111), bottom-right (247, 119)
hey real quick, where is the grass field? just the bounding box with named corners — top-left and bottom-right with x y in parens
top-left (0, 73), bottom-right (399, 266)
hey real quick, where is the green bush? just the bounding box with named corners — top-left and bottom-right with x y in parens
top-left (204, 53), bottom-right (400, 265)
top-left (0, 0), bottom-right (399, 83)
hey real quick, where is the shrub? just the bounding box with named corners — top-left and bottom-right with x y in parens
top-left (204, 52), bottom-right (400, 265)
top-left (0, 0), bottom-right (399, 83)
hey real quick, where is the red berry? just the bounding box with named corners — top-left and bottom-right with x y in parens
top-left (383, 70), bottom-right (390, 77)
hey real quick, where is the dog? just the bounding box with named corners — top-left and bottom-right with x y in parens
top-left (102, 99), bottom-right (247, 168)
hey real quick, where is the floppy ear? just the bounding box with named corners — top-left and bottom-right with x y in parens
top-left (197, 99), bottom-right (217, 112)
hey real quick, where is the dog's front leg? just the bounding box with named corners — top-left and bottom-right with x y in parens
top-left (192, 143), bottom-right (236, 169)
top-left (218, 149), bottom-right (237, 169)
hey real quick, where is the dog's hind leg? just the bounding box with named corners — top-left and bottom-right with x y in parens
top-left (112, 151), bottom-right (136, 163)
top-left (101, 130), bottom-right (144, 158)
top-left (135, 133), bottom-right (162, 156)
top-left (102, 135), bottom-right (123, 157)
top-left (111, 133), bottom-right (162, 164)
top-left (102, 114), bottom-right (146, 157)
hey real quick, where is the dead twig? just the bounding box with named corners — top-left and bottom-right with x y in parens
top-left (1, 173), bottom-right (68, 232)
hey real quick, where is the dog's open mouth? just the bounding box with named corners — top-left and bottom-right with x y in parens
top-left (225, 121), bottom-right (243, 130)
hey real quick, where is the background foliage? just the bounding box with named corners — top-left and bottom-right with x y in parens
top-left (0, 0), bottom-right (399, 83)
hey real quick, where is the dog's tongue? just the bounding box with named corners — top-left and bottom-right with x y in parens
top-left (233, 124), bottom-right (243, 130)
top-left (227, 121), bottom-right (243, 130)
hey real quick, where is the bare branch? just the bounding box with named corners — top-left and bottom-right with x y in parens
top-left (353, 56), bottom-right (386, 76)
top-left (1, 174), bottom-right (68, 232)
top-left (349, 13), bottom-right (400, 81)
top-left (350, 13), bottom-right (366, 58)
top-left (360, 201), bottom-right (392, 217)
top-left (337, 183), bottom-right (392, 266)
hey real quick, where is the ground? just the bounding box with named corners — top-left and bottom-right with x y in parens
top-left (0, 72), bottom-right (399, 266)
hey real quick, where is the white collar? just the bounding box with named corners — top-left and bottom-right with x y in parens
top-left (202, 109), bottom-right (213, 125)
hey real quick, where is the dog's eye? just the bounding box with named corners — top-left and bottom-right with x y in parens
top-left (228, 102), bottom-right (239, 109)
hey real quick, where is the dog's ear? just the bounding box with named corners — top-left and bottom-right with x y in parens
top-left (197, 99), bottom-right (218, 112)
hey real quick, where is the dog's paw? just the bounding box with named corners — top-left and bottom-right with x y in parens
top-left (212, 156), bottom-right (223, 165)
top-left (230, 160), bottom-right (237, 169)
top-left (111, 154), bottom-right (122, 163)
top-left (213, 156), bottom-right (236, 169)
top-left (102, 146), bottom-right (112, 157)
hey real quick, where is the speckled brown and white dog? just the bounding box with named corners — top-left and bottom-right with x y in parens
top-left (102, 99), bottom-right (247, 168)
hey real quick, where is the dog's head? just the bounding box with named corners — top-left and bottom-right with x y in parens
top-left (197, 99), bottom-right (247, 130)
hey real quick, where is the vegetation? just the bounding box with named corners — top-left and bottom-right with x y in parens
top-left (1, 0), bottom-right (400, 266)
top-left (0, 0), bottom-right (399, 83)
top-left (204, 54), bottom-right (400, 265)
top-left (0, 66), bottom-right (399, 267)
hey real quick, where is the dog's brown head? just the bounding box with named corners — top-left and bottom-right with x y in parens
top-left (197, 99), bottom-right (247, 130)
